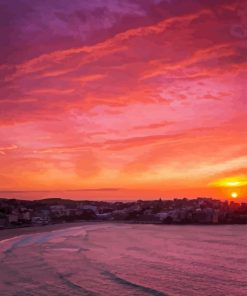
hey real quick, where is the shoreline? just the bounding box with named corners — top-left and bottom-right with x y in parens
top-left (1, 220), bottom-right (246, 242)
top-left (0, 220), bottom-right (158, 241)
top-left (0, 221), bottom-right (97, 241)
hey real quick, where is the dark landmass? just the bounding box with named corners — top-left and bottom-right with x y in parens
top-left (0, 197), bottom-right (246, 233)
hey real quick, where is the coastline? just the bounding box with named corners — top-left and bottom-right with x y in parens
top-left (1, 220), bottom-right (246, 242)
top-left (0, 221), bottom-right (95, 241)
top-left (0, 220), bottom-right (161, 241)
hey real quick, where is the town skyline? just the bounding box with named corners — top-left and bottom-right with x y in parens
top-left (0, 189), bottom-right (246, 202)
top-left (1, 196), bottom-right (246, 228)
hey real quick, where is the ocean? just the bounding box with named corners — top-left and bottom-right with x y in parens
top-left (0, 223), bottom-right (246, 296)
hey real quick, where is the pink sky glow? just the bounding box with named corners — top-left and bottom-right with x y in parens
top-left (0, 0), bottom-right (246, 201)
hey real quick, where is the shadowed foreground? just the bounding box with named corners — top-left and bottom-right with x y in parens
top-left (0, 224), bottom-right (246, 296)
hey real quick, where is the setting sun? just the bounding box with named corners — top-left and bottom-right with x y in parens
top-left (231, 192), bottom-right (238, 199)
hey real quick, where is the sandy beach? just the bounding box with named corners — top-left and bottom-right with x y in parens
top-left (0, 220), bottom-right (162, 241)
top-left (0, 221), bottom-right (95, 241)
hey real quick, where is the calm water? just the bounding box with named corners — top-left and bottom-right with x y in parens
top-left (0, 224), bottom-right (246, 296)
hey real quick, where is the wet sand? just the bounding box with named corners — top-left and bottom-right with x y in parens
top-left (0, 221), bottom-right (94, 241)
top-left (0, 220), bottom-right (159, 241)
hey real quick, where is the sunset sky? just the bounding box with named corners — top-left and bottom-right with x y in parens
top-left (0, 0), bottom-right (246, 201)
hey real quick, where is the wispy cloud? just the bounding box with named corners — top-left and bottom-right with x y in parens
top-left (0, 145), bottom-right (18, 155)
top-left (0, 0), bottom-right (246, 198)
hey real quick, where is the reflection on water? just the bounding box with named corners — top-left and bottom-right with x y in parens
top-left (0, 224), bottom-right (246, 296)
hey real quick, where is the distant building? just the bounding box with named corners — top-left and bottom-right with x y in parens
top-left (32, 216), bottom-right (49, 225)
top-left (7, 213), bottom-right (18, 224)
top-left (212, 210), bottom-right (219, 224)
top-left (50, 205), bottom-right (66, 217)
top-left (19, 211), bottom-right (31, 222)
top-left (79, 204), bottom-right (99, 215)
top-left (0, 215), bottom-right (7, 228)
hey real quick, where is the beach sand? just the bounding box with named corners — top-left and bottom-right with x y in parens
top-left (0, 220), bottom-right (158, 241)
top-left (0, 221), bottom-right (94, 241)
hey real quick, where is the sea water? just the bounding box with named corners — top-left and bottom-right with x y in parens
top-left (0, 224), bottom-right (246, 296)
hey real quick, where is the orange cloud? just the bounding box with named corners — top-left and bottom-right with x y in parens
top-left (0, 0), bottom-right (246, 200)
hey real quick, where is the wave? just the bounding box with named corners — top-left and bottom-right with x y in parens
top-left (102, 271), bottom-right (168, 296)
top-left (57, 273), bottom-right (99, 296)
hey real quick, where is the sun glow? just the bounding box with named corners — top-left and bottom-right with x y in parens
top-left (213, 176), bottom-right (247, 188)
top-left (231, 192), bottom-right (238, 199)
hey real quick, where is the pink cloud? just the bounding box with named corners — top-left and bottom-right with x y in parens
top-left (0, 0), bottom-right (246, 199)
